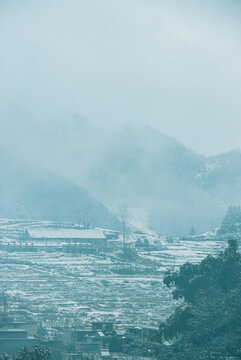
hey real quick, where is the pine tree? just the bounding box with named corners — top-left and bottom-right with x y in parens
top-left (218, 205), bottom-right (241, 234)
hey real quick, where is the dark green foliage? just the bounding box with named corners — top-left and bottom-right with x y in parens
top-left (218, 205), bottom-right (241, 235)
top-left (123, 336), bottom-right (149, 356)
top-left (189, 226), bottom-right (196, 236)
top-left (136, 237), bottom-right (149, 248)
top-left (16, 346), bottom-right (50, 360)
top-left (164, 240), bottom-right (241, 303)
top-left (0, 354), bottom-right (10, 360)
top-left (0, 346), bottom-right (50, 360)
top-left (158, 240), bottom-right (241, 359)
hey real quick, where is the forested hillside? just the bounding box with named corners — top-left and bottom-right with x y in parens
top-left (1, 116), bottom-right (241, 235)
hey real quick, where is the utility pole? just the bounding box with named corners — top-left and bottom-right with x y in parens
top-left (122, 217), bottom-right (126, 249)
top-left (119, 206), bottom-right (128, 250)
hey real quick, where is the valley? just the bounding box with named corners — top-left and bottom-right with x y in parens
top-left (0, 218), bottom-right (224, 340)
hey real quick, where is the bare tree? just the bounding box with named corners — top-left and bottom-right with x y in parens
top-left (119, 206), bottom-right (129, 249)
top-left (1, 288), bottom-right (8, 313)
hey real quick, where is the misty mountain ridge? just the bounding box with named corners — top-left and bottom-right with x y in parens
top-left (1, 114), bottom-right (241, 235)
top-left (0, 148), bottom-right (120, 230)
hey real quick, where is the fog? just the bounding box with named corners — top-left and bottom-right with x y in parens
top-left (0, 0), bottom-right (241, 234)
top-left (1, 3), bottom-right (241, 358)
top-left (1, 0), bottom-right (241, 155)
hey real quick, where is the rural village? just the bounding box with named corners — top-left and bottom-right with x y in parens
top-left (0, 217), bottom-right (225, 359)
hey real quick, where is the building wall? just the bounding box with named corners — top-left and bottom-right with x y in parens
top-left (0, 330), bottom-right (27, 339)
top-left (76, 342), bottom-right (100, 353)
top-left (63, 329), bottom-right (75, 346)
top-left (1, 322), bottom-right (39, 337)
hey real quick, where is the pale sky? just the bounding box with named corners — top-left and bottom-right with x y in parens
top-left (1, 0), bottom-right (241, 155)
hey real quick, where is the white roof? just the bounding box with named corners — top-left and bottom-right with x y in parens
top-left (101, 350), bottom-right (110, 357)
top-left (27, 229), bottom-right (106, 240)
top-left (0, 329), bottom-right (27, 332)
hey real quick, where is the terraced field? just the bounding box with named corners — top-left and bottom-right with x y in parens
top-left (0, 219), bottom-right (225, 338)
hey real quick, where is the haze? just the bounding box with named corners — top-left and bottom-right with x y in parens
top-left (0, 0), bottom-right (241, 155)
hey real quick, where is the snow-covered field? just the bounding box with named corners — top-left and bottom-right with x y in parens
top-left (0, 218), bottom-right (225, 336)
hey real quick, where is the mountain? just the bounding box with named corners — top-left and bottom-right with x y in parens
top-left (0, 149), bottom-right (120, 230)
top-left (1, 112), bottom-right (241, 235)
top-left (83, 125), bottom-right (225, 235)
top-left (197, 150), bottom-right (241, 201)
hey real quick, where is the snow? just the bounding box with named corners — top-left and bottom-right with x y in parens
top-left (27, 228), bottom-right (106, 239)
top-left (0, 217), bottom-right (225, 333)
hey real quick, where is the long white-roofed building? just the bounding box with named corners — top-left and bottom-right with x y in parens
top-left (22, 228), bottom-right (107, 248)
